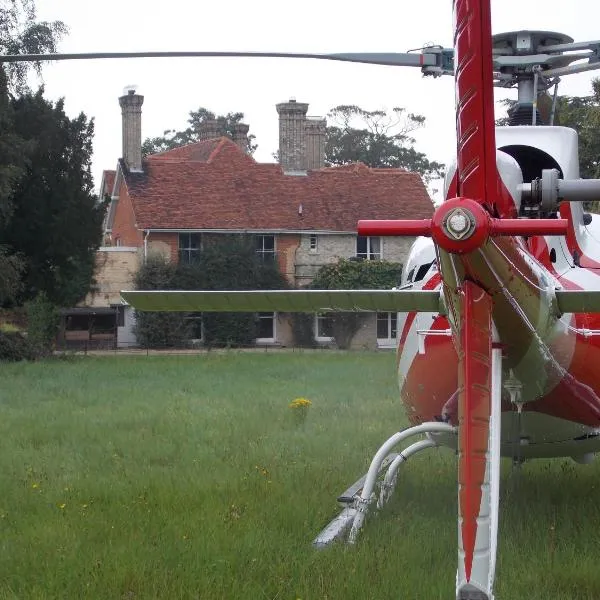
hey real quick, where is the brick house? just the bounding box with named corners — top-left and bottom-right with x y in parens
top-left (87, 90), bottom-right (433, 349)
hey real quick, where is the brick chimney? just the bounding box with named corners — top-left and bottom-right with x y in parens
top-left (305, 117), bottom-right (327, 170)
top-left (198, 119), bottom-right (220, 140)
top-left (119, 87), bottom-right (144, 172)
top-left (232, 123), bottom-right (250, 152)
top-left (276, 98), bottom-right (309, 173)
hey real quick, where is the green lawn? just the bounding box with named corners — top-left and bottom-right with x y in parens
top-left (0, 353), bottom-right (599, 599)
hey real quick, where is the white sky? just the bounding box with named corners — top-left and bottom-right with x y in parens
top-left (30, 0), bottom-right (600, 194)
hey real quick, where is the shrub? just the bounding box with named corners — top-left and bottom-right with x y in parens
top-left (0, 331), bottom-right (35, 361)
top-left (25, 292), bottom-right (59, 356)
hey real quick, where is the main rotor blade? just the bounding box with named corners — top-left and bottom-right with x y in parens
top-left (0, 50), bottom-right (439, 67)
top-left (120, 289), bottom-right (444, 313)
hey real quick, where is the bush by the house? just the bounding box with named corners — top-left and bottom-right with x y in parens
top-left (310, 258), bottom-right (402, 349)
top-left (133, 236), bottom-right (289, 348)
top-left (25, 292), bottom-right (59, 357)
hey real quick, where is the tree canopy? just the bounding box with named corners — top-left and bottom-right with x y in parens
top-left (0, 0), bottom-right (72, 306)
top-left (0, 90), bottom-right (105, 306)
top-left (324, 105), bottom-right (445, 182)
top-left (0, 0), bottom-right (67, 93)
top-left (142, 108), bottom-right (257, 156)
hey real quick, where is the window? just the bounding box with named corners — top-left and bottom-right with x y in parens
top-left (256, 312), bottom-right (275, 341)
top-left (356, 236), bottom-right (382, 260)
top-left (377, 312), bottom-right (398, 342)
top-left (184, 312), bottom-right (203, 341)
top-left (179, 233), bottom-right (202, 264)
top-left (315, 313), bottom-right (334, 342)
top-left (256, 235), bottom-right (275, 263)
top-left (309, 234), bottom-right (318, 252)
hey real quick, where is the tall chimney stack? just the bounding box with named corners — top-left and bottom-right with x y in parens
top-left (198, 119), bottom-right (220, 140)
top-left (276, 98), bottom-right (309, 173)
top-left (119, 87), bottom-right (144, 172)
top-left (305, 117), bottom-right (327, 170)
top-left (232, 123), bottom-right (250, 152)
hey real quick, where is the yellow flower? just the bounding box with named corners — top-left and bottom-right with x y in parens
top-left (289, 397), bottom-right (312, 410)
top-left (31, 483), bottom-right (39, 489)
top-left (58, 503), bottom-right (66, 509)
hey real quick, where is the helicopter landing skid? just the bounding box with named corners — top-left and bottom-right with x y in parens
top-left (312, 421), bottom-right (456, 548)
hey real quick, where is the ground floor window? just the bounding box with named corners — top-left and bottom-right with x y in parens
top-left (377, 312), bottom-right (397, 346)
top-left (314, 313), bottom-right (334, 342)
top-left (184, 312), bottom-right (203, 342)
top-left (256, 312), bottom-right (276, 341)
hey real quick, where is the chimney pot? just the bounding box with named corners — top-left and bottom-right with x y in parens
top-left (119, 88), bottom-right (144, 172)
top-left (276, 99), bottom-right (309, 173)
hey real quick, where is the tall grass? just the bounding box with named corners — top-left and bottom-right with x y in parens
top-left (0, 353), bottom-right (599, 599)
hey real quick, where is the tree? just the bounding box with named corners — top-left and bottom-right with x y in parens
top-left (309, 258), bottom-right (402, 349)
top-left (0, 90), bottom-right (106, 306)
top-left (325, 105), bottom-right (445, 182)
top-left (496, 79), bottom-right (600, 179)
top-left (0, 1), bottom-right (67, 305)
top-left (142, 108), bottom-right (257, 156)
top-left (0, 0), bottom-right (67, 93)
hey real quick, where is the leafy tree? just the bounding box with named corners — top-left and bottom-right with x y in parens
top-left (0, 90), bottom-right (106, 306)
top-left (325, 105), bottom-right (445, 182)
top-left (0, 0), bottom-right (67, 305)
top-left (309, 258), bottom-right (402, 349)
top-left (142, 108), bottom-right (257, 156)
top-left (0, 0), bottom-right (67, 93)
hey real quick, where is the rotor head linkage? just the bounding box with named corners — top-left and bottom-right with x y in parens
top-left (358, 198), bottom-right (568, 254)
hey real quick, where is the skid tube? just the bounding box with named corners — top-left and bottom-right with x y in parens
top-left (313, 421), bottom-right (456, 548)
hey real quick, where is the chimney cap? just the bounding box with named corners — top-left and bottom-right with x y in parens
top-left (123, 84), bottom-right (138, 96)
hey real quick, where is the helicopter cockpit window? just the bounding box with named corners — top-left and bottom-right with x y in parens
top-left (407, 268), bottom-right (416, 283)
top-left (414, 261), bottom-right (434, 283)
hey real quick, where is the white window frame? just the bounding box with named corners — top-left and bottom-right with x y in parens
top-left (376, 312), bottom-right (398, 348)
top-left (356, 236), bottom-right (382, 260)
top-left (309, 233), bottom-right (318, 253)
top-left (179, 232), bottom-right (202, 264)
top-left (255, 234), bottom-right (276, 262)
top-left (184, 312), bottom-right (204, 345)
top-left (256, 312), bottom-right (276, 344)
top-left (314, 313), bottom-right (334, 343)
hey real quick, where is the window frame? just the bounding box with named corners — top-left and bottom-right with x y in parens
top-left (309, 233), bottom-right (318, 253)
top-left (356, 236), bottom-right (383, 260)
top-left (178, 232), bottom-right (202, 264)
top-left (377, 312), bottom-right (398, 347)
top-left (314, 313), bottom-right (334, 343)
top-left (255, 234), bottom-right (276, 263)
top-left (256, 311), bottom-right (276, 343)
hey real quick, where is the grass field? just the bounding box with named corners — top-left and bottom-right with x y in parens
top-left (0, 352), bottom-right (599, 600)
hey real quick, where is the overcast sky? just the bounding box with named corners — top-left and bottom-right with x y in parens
top-left (30, 0), bottom-right (600, 194)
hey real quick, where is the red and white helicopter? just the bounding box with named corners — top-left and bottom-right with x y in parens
top-left (7, 1), bottom-right (600, 597)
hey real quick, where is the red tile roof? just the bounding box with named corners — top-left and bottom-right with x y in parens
top-left (100, 170), bottom-right (116, 197)
top-left (123, 138), bottom-right (433, 231)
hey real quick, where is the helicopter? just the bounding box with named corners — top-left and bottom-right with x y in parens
top-left (5, 1), bottom-right (600, 598)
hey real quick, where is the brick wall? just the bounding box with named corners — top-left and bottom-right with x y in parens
top-left (85, 248), bottom-right (141, 307)
top-left (112, 180), bottom-right (143, 248)
top-left (148, 232), bottom-right (179, 262)
top-left (276, 234), bottom-right (301, 283)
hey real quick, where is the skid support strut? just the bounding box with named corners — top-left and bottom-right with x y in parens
top-left (312, 421), bottom-right (455, 548)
